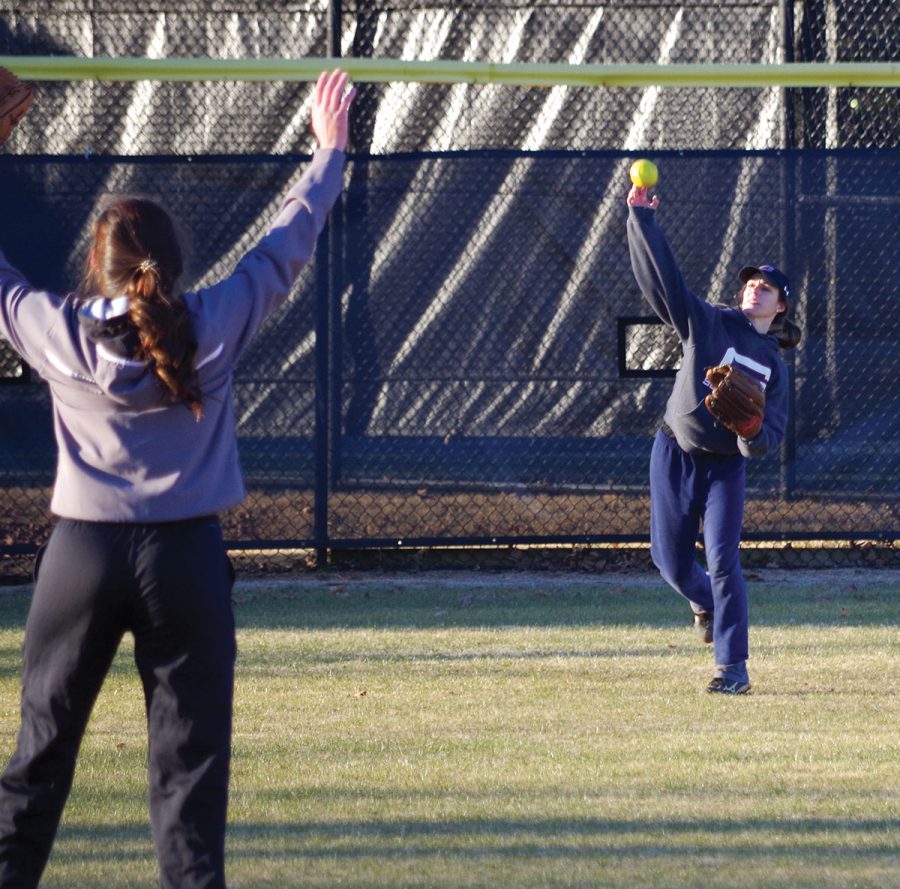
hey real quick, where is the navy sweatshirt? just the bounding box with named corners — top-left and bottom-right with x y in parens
top-left (627, 205), bottom-right (788, 459)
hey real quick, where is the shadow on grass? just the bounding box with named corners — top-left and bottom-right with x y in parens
top-left (1, 577), bottom-right (896, 635)
top-left (52, 814), bottom-right (899, 862)
top-left (229, 582), bottom-right (900, 632)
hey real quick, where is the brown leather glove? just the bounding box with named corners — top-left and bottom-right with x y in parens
top-left (704, 364), bottom-right (765, 439)
top-left (0, 67), bottom-right (34, 144)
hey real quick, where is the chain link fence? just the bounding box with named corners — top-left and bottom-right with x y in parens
top-left (0, 1), bottom-right (898, 574)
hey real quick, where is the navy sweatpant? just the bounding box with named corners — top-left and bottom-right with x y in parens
top-left (649, 428), bottom-right (750, 667)
top-left (0, 516), bottom-right (236, 889)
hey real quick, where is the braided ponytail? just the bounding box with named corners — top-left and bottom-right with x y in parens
top-left (84, 199), bottom-right (203, 419)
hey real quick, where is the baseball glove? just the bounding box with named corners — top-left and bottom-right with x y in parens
top-left (704, 364), bottom-right (765, 439)
top-left (0, 67), bottom-right (34, 144)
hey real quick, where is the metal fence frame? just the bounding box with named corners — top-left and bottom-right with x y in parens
top-left (0, 0), bottom-right (897, 569)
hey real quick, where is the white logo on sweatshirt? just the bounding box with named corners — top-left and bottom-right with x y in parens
top-left (707, 347), bottom-right (772, 391)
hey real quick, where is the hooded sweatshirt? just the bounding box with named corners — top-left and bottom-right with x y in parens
top-left (0, 147), bottom-right (344, 521)
top-left (626, 204), bottom-right (788, 459)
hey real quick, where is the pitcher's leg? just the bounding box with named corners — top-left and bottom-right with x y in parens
top-left (649, 430), bottom-right (714, 612)
top-left (0, 521), bottom-right (125, 888)
top-left (131, 518), bottom-right (236, 889)
top-left (703, 458), bottom-right (749, 669)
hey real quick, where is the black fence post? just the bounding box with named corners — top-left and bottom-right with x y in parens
top-left (780, 0), bottom-right (798, 500)
top-left (328, 0), bottom-right (342, 57)
top-left (314, 227), bottom-right (331, 568)
top-left (313, 0), bottom-right (343, 568)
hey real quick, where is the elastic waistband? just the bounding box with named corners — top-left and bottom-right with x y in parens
top-left (657, 424), bottom-right (742, 463)
top-left (56, 514), bottom-right (219, 530)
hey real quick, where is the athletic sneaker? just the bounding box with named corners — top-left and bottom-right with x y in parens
top-left (691, 608), bottom-right (713, 644)
top-left (707, 676), bottom-right (752, 695)
top-left (707, 662), bottom-right (751, 694)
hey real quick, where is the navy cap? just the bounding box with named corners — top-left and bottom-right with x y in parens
top-left (740, 264), bottom-right (791, 307)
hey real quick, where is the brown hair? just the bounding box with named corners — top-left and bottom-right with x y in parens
top-left (83, 199), bottom-right (202, 419)
top-left (769, 288), bottom-right (802, 351)
top-left (769, 312), bottom-right (802, 350)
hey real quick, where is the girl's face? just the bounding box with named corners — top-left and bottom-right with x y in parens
top-left (741, 275), bottom-right (785, 323)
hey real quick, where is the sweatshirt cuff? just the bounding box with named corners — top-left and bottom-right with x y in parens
top-left (313, 146), bottom-right (345, 163)
top-left (629, 205), bottom-right (657, 221)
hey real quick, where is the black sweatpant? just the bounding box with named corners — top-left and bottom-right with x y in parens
top-left (0, 516), bottom-right (236, 889)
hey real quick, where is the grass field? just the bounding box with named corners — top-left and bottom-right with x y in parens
top-left (0, 568), bottom-right (897, 888)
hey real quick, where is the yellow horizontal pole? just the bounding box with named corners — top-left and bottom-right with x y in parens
top-left (1, 56), bottom-right (898, 88)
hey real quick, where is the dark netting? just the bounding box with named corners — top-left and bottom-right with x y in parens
top-left (0, 0), bottom-right (898, 573)
top-left (327, 150), bottom-right (900, 546)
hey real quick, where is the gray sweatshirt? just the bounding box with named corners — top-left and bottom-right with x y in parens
top-left (627, 205), bottom-right (789, 459)
top-left (0, 148), bottom-right (345, 521)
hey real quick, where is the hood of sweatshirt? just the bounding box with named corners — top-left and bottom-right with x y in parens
top-left (50, 294), bottom-right (178, 411)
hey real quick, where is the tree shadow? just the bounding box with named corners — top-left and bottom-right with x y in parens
top-left (49, 811), bottom-right (900, 867)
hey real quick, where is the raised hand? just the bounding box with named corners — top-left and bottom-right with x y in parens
top-left (626, 185), bottom-right (659, 210)
top-left (310, 68), bottom-right (356, 152)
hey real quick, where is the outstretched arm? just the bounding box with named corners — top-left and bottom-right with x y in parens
top-left (193, 70), bottom-right (356, 357)
top-left (626, 183), bottom-right (713, 341)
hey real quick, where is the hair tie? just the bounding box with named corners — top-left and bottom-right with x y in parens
top-left (138, 258), bottom-right (158, 275)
